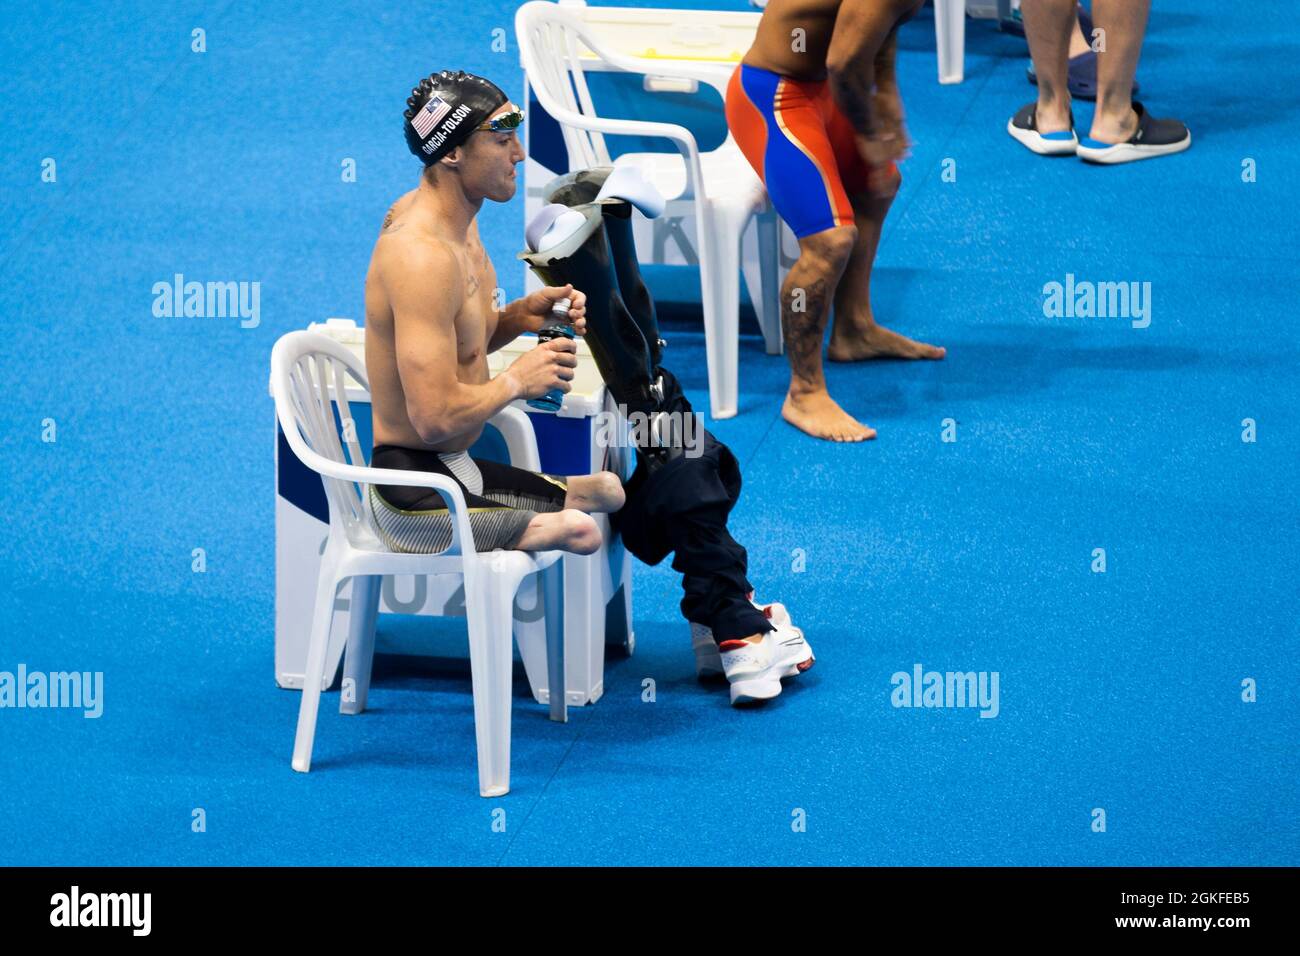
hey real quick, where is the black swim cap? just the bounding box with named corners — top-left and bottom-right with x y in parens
top-left (403, 70), bottom-right (509, 166)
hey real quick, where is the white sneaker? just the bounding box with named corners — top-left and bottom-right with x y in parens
top-left (691, 620), bottom-right (726, 678)
top-left (692, 598), bottom-right (813, 679)
top-left (718, 634), bottom-right (782, 704)
top-left (719, 620), bottom-right (812, 705)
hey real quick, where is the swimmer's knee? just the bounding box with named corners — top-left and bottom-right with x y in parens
top-left (594, 471), bottom-right (625, 510)
top-left (797, 224), bottom-right (858, 271)
top-left (561, 510), bottom-right (602, 555)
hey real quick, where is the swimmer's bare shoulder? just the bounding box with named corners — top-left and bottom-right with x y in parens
top-left (368, 194), bottom-right (457, 308)
top-left (377, 231), bottom-right (464, 328)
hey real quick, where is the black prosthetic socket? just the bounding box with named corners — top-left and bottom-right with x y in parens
top-left (542, 166), bottom-right (607, 207)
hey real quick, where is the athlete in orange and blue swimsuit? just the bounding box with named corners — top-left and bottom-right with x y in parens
top-left (727, 63), bottom-right (882, 240)
top-left (725, 0), bottom-right (944, 444)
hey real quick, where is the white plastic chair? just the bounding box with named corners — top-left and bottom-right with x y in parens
top-left (270, 330), bottom-right (567, 797)
top-left (516, 0), bottom-right (784, 420)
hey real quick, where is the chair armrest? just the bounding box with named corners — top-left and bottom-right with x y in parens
top-left (490, 405), bottom-right (542, 471)
top-left (538, 101), bottom-right (707, 202)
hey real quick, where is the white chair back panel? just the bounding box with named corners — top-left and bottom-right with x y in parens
top-left (282, 345), bottom-right (372, 544)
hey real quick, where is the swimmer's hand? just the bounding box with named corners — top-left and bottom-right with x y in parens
top-left (504, 335), bottom-right (579, 400)
top-left (522, 284), bottom-right (588, 337)
top-left (855, 129), bottom-right (907, 197)
top-left (870, 84), bottom-right (910, 155)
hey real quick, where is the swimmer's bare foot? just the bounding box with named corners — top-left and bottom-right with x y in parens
top-left (782, 389), bottom-right (876, 442)
top-left (828, 320), bottom-right (946, 362)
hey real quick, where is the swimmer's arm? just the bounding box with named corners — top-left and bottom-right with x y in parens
top-left (873, 27), bottom-right (899, 95)
top-left (489, 296), bottom-right (544, 352)
top-left (825, 0), bottom-right (914, 136)
top-left (388, 242), bottom-right (522, 445)
top-left (870, 28), bottom-right (909, 151)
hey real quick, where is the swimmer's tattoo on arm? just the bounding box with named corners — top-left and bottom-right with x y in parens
top-left (784, 277), bottom-right (829, 380)
top-left (381, 206), bottom-right (405, 234)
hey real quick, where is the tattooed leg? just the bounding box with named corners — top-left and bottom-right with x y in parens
top-left (780, 225), bottom-right (876, 442)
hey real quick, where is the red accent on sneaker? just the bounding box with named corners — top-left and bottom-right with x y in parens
top-left (762, 605), bottom-right (773, 619)
top-left (718, 639), bottom-right (751, 651)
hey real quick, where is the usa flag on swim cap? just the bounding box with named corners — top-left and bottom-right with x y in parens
top-left (412, 94), bottom-right (451, 137)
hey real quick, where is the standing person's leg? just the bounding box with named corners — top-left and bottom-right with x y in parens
top-left (781, 226), bottom-right (876, 441)
top-left (824, 150), bottom-right (944, 363)
top-left (1068, 10), bottom-right (1092, 59)
top-left (1087, 0), bottom-right (1150, 142)
top-left (819, 12), bottom-right (944, 366)
top-left (1021, 0), bottom-right (1080, 133)
top-left (726, 62), bottom-right (875, 442)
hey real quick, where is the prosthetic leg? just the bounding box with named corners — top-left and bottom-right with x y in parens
top-left (519, 204), bottom-right (661, 423)
top-left (520, 170), bottom-right (815, 686)
top-left (543, 168), bottom-right (663, 371)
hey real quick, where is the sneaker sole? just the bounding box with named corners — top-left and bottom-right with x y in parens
top-left (1006, 119), bottom-right (1078, 156)
top-left (730, 676), bottom-right (783, 705)
top-left (1076, 133), bottom-right (1192, 164)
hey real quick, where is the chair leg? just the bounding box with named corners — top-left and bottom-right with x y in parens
top-left (740, 218), bottom-right (764, 345)
top-left (755, 208), bottom-right (783, 355)
top-left (465, 569), bottom-right (517, 797)
top-left (542, 560), bottom-right (567, 723)
top-left (340, 574), bottom-right (381, 715)
top-left (701, 207), bottom-right (742, 419)
top-left (618, 543), bottom-right (635, 655)
top-left (513, 573), bottom-right (552, 706)
top-left (292, 557), bottom-right (342, 773)
top-left (935, 0), bottom-right (966, 85)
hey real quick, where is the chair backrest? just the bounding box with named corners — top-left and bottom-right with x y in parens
top-left (270, 330), bottom-right (375, 547)
top-left (517, 0), bottom-right (626, 170)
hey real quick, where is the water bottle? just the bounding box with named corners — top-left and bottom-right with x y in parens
top-left (526, 297), bottom-right (575, 413)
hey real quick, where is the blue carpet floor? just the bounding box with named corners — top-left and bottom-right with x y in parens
top-left (1, 1), bottom-right (1296, 866)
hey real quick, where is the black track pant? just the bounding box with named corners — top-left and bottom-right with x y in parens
top-left (611, 369), bottom-right (772, 643)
